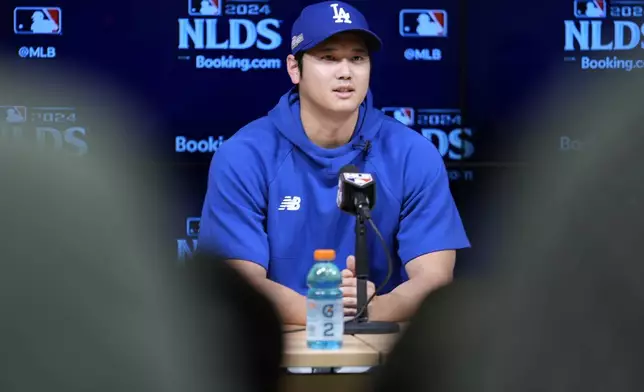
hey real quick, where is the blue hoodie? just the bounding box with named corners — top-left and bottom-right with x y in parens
top-left (198, 87), bottom-right (470, 295)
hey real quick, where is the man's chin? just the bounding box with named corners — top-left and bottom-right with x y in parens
top-left (329, 99), bottom-right (360, 114)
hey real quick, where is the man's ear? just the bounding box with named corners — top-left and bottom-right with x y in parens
top-left (286, 54), bottom-right (300, 84)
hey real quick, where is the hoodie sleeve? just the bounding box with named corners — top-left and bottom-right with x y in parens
top-left (197, 140), bottom-right (269, 269)
top-left (397, 139), bottom-right (471, 265)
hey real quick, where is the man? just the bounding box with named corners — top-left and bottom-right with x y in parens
top-left (0, 61), bottom-right (282, 392)
top-left (374, 70), bottom-right (644, 392)
top-left (198, 1), bottom-right (470, 325)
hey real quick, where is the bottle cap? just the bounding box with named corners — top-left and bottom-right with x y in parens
top-left (314, 249), bottom-right (336, 261)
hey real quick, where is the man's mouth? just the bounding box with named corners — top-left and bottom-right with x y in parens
top-left (333, 86), bottom-right (355, 93)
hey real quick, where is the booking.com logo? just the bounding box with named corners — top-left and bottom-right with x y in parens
top-left (175, 135), bottom-right (226, 153)
top-left (580, 55), bottom-right (644, 71)
top-left (195, 55), bottom-right (281, 71)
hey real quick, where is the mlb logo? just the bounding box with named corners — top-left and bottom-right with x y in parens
top-left (14, 7), bottom-right (62, 35)
top-left (343, 173), bottom-right (374, 186)
top-left (382, 107), bottom-right (415, 126)
top-left (189, 0), bottom-right (222, 16)
top-left (186, 217), bottom-right (201, 237)
top-left (1, 106), bottom-right (27, 123)
top-left (574, 0), bottom-right (607, 18)
top-left (399, 9), bottom-right (447, 37)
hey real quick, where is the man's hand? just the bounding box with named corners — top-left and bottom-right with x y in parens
top-left (340, 255), bottom-right (376, 316)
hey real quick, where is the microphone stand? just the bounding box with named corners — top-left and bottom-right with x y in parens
top-left (344, 211), bottom-right (400, 335)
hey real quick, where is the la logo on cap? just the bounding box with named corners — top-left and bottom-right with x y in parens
top-left (330, 3), bottom-right (351, 23)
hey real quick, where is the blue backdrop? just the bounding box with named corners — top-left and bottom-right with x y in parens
top-left (2, 0), bottom-right (642, 274)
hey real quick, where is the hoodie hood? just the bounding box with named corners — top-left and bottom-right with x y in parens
top-left (268, 86), bottom-right (384, 173)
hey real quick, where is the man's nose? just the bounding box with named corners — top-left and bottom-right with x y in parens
top-left (336, 59), bottom-right (353, 80)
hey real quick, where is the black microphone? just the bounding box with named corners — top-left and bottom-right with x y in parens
top-left (352, 138), bottom-right (372, 158)
top-left (362, 140), bottom-right (372, 155)
top-left (337, 164), bottom-right (376, 219)
top-left (336, 164), bottom-right (399, 335)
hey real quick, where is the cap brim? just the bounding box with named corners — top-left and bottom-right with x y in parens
top-left (294, 28), bottom-right (382, 54)
top-left (349, 29), bottom-right (382, 52)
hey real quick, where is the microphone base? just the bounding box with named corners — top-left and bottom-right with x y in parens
top-left (344, 319), bottom-right (400, 335)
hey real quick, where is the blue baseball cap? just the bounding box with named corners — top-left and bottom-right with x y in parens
top-left (290, 1), bottom-right (382, 55)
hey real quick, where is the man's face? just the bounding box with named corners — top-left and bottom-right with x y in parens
top-left (297, 32), bottom-right (371, 114)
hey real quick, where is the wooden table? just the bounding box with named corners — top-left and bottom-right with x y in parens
top-left (282, 329), bottom-right (380, 368)
top-left (353, 333), bottom-right (401, 363)
top-left (354, 323), bottom-right (407, 362)
top-left (279, 325), bottom-right (404, 392)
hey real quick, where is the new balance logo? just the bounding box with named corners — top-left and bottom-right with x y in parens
top-left (330, 3), bottom-right (351, 23)
top-left (278, 196), bottom-right (301, 211)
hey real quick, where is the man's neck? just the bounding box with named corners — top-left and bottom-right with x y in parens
top-left (300, 99), bottom-right (359, 149)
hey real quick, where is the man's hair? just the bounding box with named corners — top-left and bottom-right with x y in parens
top-left (0, 61), bottom-right (284, 392)
top-left (295, 51), bottom-right (305, 76)
top-left (373, 68), bottom-right (644, 392)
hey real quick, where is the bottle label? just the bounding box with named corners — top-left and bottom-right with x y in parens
top-left (306, 298), bottom-right (344, 341)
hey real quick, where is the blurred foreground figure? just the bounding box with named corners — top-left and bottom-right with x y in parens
top-left (374, 69), bottom-right (644, 391)
top-left (0, 59), bottom-right (282, 392)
